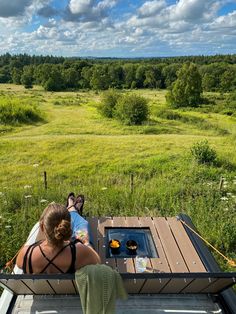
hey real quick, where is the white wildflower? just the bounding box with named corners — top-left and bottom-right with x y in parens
top-left (101, 187), bottom-right (108, 190)
top-left (25, 195), bottom-right (32, 199)
top-left (24, 185), bottom-right (32, 189)
top-left (220, 196), bottom-right (228, 201)
top-left (40, 199), bottom-right (48, 203)
top-left (5, 225), bottom-right (12, 229)
top-left (33, 163), bottom-right (39, 167)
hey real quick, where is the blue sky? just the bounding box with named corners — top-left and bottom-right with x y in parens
top-left (0, 0), bottom-right (236, 57)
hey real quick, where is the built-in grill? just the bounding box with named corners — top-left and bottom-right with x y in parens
top-left (106, 227), bottom-right (158, 258)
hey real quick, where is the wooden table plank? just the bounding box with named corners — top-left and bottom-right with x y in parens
top-left (125, 217), bottom-right (140, 227)
top-left (112, 216), bottom-right (126, 227)
top-left (167, 217), bottom-right (206, 273)
top-left (97, 217), bottom-right (113, 238)
top-left (152, 217), bottom-right (189, 273)
top-left (139, 217), bottom-right (170, 273)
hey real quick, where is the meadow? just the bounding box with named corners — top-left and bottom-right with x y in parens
top-left (0, 84), bottom-right (235, 272)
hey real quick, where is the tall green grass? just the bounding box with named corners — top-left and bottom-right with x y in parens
top-left (0, 98), bottom-right (43, 125)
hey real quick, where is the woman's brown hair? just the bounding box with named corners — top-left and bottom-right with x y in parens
top-left (40, 203), bottom-right (72, 246)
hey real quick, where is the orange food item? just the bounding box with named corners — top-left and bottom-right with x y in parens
top-left (110, 240), bottom-right (120, 248)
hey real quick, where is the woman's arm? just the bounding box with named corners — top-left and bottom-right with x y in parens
top-left (16, 246), bottom-right (28, 270)
top-left (76, 243), bottom-right (101, 269)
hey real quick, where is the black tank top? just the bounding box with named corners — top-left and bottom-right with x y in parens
top-left (22, 240), bottom-right (76, 274)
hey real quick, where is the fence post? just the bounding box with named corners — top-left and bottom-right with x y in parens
top-left (219, 177), bottom-right (224, 191)
top-left (130, 173), bottom-right (134, 194)
top-left (44, 171), bottom-right (48, 190)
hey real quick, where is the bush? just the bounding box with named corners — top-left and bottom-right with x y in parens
top-left (115, 94), bottom-right (149, 125)
top-left (0, 100), bottom-right (43, 125)
top-left (191, 140), bottom-right (217, 164)
top-left (99, 89), bottom-right (120, 118)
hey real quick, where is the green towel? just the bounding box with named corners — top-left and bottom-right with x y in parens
top-left (75, 264), bottom-right (128, 314)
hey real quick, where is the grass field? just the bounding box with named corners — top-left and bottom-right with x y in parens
top-left (0, 84), bottom-right (235, 271)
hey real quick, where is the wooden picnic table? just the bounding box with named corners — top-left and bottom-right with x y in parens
top-left (88, 216), bottom-right (208, 293)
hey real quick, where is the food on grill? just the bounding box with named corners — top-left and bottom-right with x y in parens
top-left (127, 245), bottom-right (137, 250)
top-left (110, 239), bottom-right (120, 248)
top-left (126, 240), bottom-right (138, 251)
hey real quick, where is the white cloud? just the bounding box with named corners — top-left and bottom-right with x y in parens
top-left (169, 0), bottom-right (216, 22)
top-left (69, 0), bottom-right (94, 15)
top-left (138, 0), bottom-right (166, 18)
top-left (209, 10), bottom-right (236, 29)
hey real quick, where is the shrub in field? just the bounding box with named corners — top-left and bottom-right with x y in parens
top-left (157, 108), bottom-right (182, 120)
top-left (99, 89), bottom-right (120, 118)
top-left (115, 94), bottom-right (149, 125)
top-left (0, 100), bottom-right (43, 125)
top-left (191, 140), bottom-right (217, 164)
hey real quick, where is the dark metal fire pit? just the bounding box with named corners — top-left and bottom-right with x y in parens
top-left (106, 228), bottom-right (158, 258)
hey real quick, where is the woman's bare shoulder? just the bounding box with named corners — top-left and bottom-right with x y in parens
top-left (16, 245), bottom-right (30, 269)
top-left (75, 242), bottom-right (101, 269)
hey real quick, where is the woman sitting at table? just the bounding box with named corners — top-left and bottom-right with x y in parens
top-left (16, 202), bottom-right (100, 274)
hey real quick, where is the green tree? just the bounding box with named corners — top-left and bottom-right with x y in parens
top-left (21, 66), bottom-right (34, 89)
top-left (166, 63), bottom-right (202, 108)
top-left (123, 64), bottom-right (136, 88)
top-left (135, 65), bottom-right (146, 88)
top-left (162, 63), bottom-right (179, 88)
top-left (108, 65), bottom-right (123, 88)
top-left (0, 65), bottom-right (11, 83)
top-left (220, 69), bottom-right (236, 92)
top-left (80, 66), bottom-right (93, 88)
top-left (43, 66), bottom-right (64, 91)
top-left (202, 73), bottom-right (216, 91)
top-left (63, 67), bottom-right (79, 89)
top-left (12, 67), bottom-right (22, 84)
top-left (90, 65), bottom-right (110, 90)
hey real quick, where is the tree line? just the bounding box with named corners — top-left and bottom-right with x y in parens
top-left (0, 53), bottom-right (236, 92)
